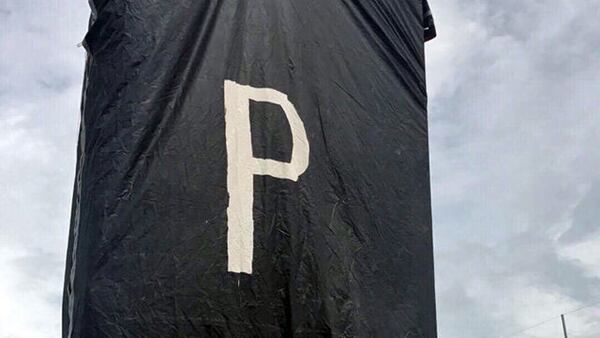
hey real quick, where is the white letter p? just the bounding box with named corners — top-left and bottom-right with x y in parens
top-left (224, 80), bottom-right (310, 274)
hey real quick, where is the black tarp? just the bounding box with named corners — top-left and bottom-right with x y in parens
top-left (63, 1), bottom-right (437, 336)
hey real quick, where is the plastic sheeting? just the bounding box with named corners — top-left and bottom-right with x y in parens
top-left (63, 0), bottom-right (437, 336)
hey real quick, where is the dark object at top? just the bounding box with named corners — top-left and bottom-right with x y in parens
top-left (63, 1), bottom-right (438, 337)
top-left (424, 0), bottom-right (437, 41)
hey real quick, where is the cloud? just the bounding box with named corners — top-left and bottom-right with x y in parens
top-left (427, 0), bottom-right (600, 336)
top-left (0, 1), bottom-right (88, 337)
top-left (560, 182), bottom-right (600, 244)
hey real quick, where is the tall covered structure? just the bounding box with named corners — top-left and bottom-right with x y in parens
top-left (63, 0), bottom-right (437, 336)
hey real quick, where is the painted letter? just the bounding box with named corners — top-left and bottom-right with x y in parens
top-left (224, 80), bottom-right (310, 274)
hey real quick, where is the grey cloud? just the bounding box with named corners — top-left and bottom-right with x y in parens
top-left (428, 0), bottom-right (600, 336)
top-left (560, 182), bottom-right (600, 244)
top-left (502, 231), bottom-right (600, 303)
top-left (435, 231), bottom-right (600, 337)
top-left (0, 1), bottom-right (89, 337)
top-left (10, 248), bottom-right (64, 293)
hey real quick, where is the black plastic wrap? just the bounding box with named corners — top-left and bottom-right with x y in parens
top-left (63, 1), bottom-right (437, 336)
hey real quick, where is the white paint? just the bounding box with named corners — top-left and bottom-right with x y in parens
top-left (224, 80), bottom-right (310, 274)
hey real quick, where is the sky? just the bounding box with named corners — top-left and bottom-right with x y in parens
top-left (0, 0), bottom-right (599, 337)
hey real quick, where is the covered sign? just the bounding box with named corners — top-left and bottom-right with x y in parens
top-left (63, 0), bottom-right (437, 336)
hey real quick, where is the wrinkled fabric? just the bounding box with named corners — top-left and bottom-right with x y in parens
top-left (63, 1), bottom-right (437, 337)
